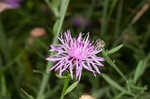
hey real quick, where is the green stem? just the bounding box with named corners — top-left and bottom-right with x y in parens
top-left (114, 0), bottom-right (123, 39)
top-left (100, 0), bottom-right (109, 36)
top-left (60, 75), bottom-right (70, 99)
top-left (0, 73), bottom-right (7, 96)
top-left (36, 0), bottom-right (70, 99)
top-left (44, 0), bottom-right (59, 17)
top-left (103, 51), bottom-right (127, 81)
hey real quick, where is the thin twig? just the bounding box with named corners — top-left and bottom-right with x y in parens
top-left (131, 1), bottom-right (150, 24)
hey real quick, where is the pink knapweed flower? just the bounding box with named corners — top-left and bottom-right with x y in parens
top-left (4, 0), bottom-right (20, 8)
top-left (46, 30), bottom-right (104, 81)
top-left (72, 16), bottom-right (91, 27)
top-left (0, 0), bottom-right (20, 12)
top-left (31, 27), bottom-right (46, 38)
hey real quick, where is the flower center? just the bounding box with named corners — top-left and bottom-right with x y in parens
top-left (67, 41), bottom-right (88, 60)
top-left (68, 48), bottom-right (86, 60)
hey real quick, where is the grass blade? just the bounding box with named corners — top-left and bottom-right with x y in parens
top-left (103, 51), bottom-right (127, 81)
top-left (107, 44), bottom-right (123, 55)
top-left (134, 60), bottom-right (146, 83)
top-left (21, 88), bottom-right (34, 99)
top-left (64, 81), bottom-right (78, 95)
top-left (102, 73), bottom-right (127, 93)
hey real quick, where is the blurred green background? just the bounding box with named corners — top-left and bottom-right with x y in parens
top-left (0, 0), bottom-right (150, 99)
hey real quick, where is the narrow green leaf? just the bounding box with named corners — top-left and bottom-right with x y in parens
top-left (134, 60), bottom-right (146, 83)
top-left (131, 85), bottom-right (147, 90)
top-left (60, 75), bottom-right (70, 99)
top-left (1, 74), bottom-right (7, 96)
top-left (100, 0), bottom-right (109, 35)
top-left (56, 74), bottom-right (67, 79)
top-left (108, 0), bottom-right (118, 18)
top-left (115, 92), bottom-right (125, 99)
top-left (53, 20), bottom-right (60, 34)
top-left (45, 0), bottom-right (59, 17)
top-left (114, 0), bottom-right (123, 37)
top-left (102, 74), bottom-right (127, 93)
top-left (102, 51), bottom-right (127, 81)
top-left (33, 70), bottom-right (43, 74)
top-left (51, 0), bottom-right (59, 16)
top-left (64, 81), bottom-right (78, 95)
top-left (107, 44), bottom-right (123, 55)
top-left (21, 88), bottom-right (34, 99)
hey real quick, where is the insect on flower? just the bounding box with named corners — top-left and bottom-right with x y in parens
top-left (96, 39), bottom-right (105, 49)
top-left (46, 30), bottom-right (104, 81)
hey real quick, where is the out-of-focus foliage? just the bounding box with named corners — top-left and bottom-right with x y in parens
top-left (0, 0), bottom-right (150, 99)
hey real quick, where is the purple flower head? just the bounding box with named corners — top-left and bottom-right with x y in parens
top-left (46, 30), bottom-right (104, 81)
top-left (72, 16), bottom-right (91, 27)
top-left (0, 0), bottom-right (20, 9)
